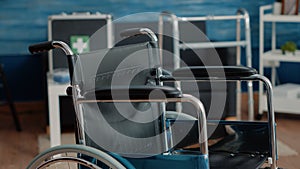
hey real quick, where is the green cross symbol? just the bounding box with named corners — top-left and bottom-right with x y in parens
top-left (70, 35), bottom-right (90, 54)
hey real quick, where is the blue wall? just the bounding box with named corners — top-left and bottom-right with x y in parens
top-left (1, 0), bottom-right (300, 101)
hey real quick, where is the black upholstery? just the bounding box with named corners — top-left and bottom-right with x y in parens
top-left (74, 42), bottom-right (159, 93)
top-left (170, 66), bottom-right (257, 80)
top-left (170, 120), bottom-right (270, 169)
top-left (84, 85), bottom-right (182, 100)
top-left (76, 40), bottom-right (166, 154)
top-left (209, 151), bottom-right (267, 169)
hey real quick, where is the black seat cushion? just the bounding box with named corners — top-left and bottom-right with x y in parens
top-left (83, 85), bottom-right (182, 100)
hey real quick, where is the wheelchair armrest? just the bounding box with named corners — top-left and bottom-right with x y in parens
top-left (83, 85), bottom-right (182, 100)
top-left (165, 66), bottom-right (257, 80)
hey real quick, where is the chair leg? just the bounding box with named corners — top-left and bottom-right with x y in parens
top-left (0, 65), bottom-right (21, 131)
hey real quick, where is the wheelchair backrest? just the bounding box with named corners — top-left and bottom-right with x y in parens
top-left (73, 38), bottom-right (166, 156)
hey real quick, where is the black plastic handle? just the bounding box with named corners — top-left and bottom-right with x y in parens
top-left (120, 28), bottom-right (144, 38)
top-left (120, 28), bottom-right (158, 41)
top-left (28, 41), bottom-right (55, 54)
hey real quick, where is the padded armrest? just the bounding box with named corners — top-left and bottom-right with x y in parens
top-left (168, 66), bottom-right (257, 80)
top-left (83, 85), bottom-right (182, 100)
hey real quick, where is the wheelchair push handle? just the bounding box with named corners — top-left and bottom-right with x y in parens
top-left (28, 41), bottom-right (55, 54)
top-left (28, 40), bottom-right (74, 56)
top-left (120, 28), bottom-right (158, 44)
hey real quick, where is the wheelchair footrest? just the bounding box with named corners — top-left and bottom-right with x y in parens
top-left (209, 151), bottom-right (267, 169)
top-left (126, 154), bottom-right (209, 169)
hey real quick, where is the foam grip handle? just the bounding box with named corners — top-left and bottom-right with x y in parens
top-left (28, 41), bottom-right (55, 54)
top-left (120, 28), bottom-right (144, 38)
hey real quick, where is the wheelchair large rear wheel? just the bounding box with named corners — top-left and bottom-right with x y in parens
top-left (26, 144), bottom-right (130, 169)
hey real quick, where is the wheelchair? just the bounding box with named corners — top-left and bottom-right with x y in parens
top-left (27, 28), bottom-right (279, 169)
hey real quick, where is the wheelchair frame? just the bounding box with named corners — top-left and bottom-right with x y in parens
top-left (28, 28), bottom-right (279, 169)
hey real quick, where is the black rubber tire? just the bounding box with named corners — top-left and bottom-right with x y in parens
top-left (26, 144), bottom-right (129, 169)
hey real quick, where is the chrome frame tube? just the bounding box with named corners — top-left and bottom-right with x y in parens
top-left (77, 94), bottom-right (208, 156)
top-left (178, 15), bottom-right (245, 21)
top-left (158, 12), bottom-right (183, 144)
top-left (252, 75), bottom-right (277, 169)
top-left (52, 41), bottom-right (74, 56)
top-left (48, 19), bottom-right (54, 75)
top-left (237, 8), bottom-right (254, 121)
top-left (178, 41), bottom-right (247, 49)
top-left (139, 28), bottom-right (158, 44)
top-left (158, 12), bottom-right (182, 113)
top-left (106, 15), bottom-right (113, 48)
top-left (163, 74), bottom-right (277, 169)
top-left (158, 13), bottom-right (164, 63)
top-left (73, 85), bottom-right (86, 145)
top-left (182, 94), bottom-right (208, 155)
top-left (258, 5), bottom-right (273, 118)
top-left (171, 15), bottom-right (183, 114)
top-left (158, 12), bottom-right (180, 70)
top-left (236, 10), bottom-right (242, 120)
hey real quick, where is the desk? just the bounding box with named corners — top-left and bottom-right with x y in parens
top-left (47, 73), bottom-right (68, 147)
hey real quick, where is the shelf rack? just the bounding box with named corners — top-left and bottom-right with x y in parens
top-left (259, 5), bottom-right (300, 116)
